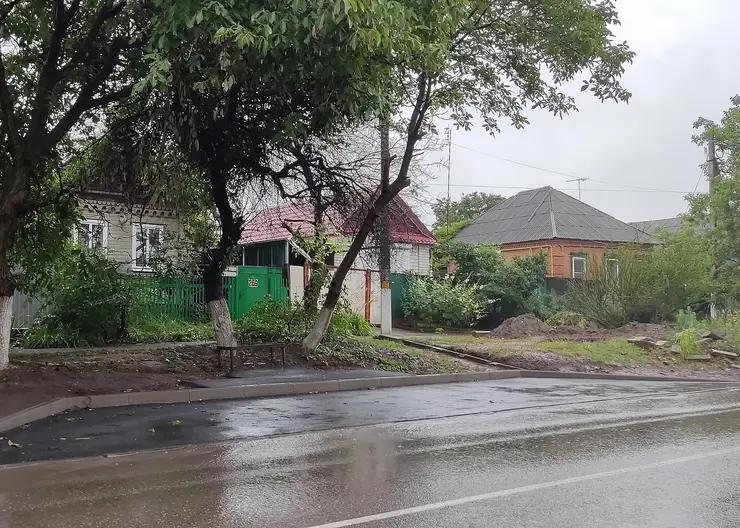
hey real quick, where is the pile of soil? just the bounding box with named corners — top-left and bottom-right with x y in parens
top-left (490, 314), bottom-right (552, 339)
top-left (547, 321), bottom-right (672, 342)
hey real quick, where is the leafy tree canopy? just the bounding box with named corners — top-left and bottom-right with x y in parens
top-left (432, 192), bottom-right (504, 229)
top-left (690, 96), bottom-right (740, 297)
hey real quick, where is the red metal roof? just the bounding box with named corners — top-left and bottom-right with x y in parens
top-left (239, 197), bottom-right (436, 246)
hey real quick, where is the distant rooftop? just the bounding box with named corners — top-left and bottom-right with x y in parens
top-left (629, 217), bottom-right (682, 236)
top-left (455, 186), bottom-right (656, 246)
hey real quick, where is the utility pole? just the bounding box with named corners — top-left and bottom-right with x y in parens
top-left (566, 177), bottom-right (588, 200)
top-left (379, 118), bottom-right (392, 335)
top-left (446, 127), bottom-right (452, 236)
top-left (708, 136), bottom-right (719, 318)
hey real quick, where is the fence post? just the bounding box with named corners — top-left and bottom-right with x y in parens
top-left (364, 269), bottom-right (371, 322)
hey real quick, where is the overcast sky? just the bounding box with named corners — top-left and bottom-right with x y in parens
top-left (421, 0), bottom-right (740, 224)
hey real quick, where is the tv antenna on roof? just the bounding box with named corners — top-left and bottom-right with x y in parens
top-left (566, 177), bottom-right (588, 200)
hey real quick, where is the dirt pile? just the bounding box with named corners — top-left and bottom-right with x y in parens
top-left (491, 314), bottom-right (551, 338)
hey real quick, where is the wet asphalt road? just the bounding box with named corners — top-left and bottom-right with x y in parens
top-left (2, 378), bottom-right (740, 527)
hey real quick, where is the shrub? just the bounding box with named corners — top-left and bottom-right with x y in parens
top-left (677, 329), bottom-right (700, 357)
top-left (432, 241), bottom-right (547, 325)
top-left (675, 307), bottom-right (699, 331)
top-left (234, 298), bottom-right (305, 342)
top-left (403, 275), bottom-right (483, 328)
top-left (30, 249), bottom-right (129, 346)
top-left (563, 231), bottom-right (713, 327)
top-left (526, 289), bottom-right (561, 322)
top-left (234, 298), bottom-right (374, 343)
top-left (22, 320), bottom-right (89, 348)
top-left (328, 309), bottom-right (374, 338)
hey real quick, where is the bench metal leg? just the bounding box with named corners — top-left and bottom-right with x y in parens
top-left (282, 347), bottom-right (286, 368)
top-left (217, 349), bottom-right (221, 368)
top-left (230, 349), bottom-right (235, 371)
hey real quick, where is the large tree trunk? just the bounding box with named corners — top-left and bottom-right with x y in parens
top-left (0, 224), bottom-right (16, 369)
top-left (0, 294), bottom-right (11, 369)
top-left (203, 259), bottom-right (237, 348)
top-left (202, 166), bottom-right (242, 348)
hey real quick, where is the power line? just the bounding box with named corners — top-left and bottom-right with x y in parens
top-left (450, 142), bottom-right (692, 195)
top-left (425, 182), bottom-right (689, 194)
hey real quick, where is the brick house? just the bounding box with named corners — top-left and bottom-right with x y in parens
top-left (454, 186), bottom-right (656, 280)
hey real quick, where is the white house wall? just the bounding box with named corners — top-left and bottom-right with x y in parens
top-left (333, 242), bottom-right (431, 275)
top-left (80, 200), bottom-right (183, 271)
top-left (290, 265), bottom-right (381, 325)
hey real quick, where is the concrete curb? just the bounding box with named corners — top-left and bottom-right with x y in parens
top-left (1, 369), bottom-right (738, 433)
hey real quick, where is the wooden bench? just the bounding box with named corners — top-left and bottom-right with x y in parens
top-left (216, 342), bottom-right (291, 371)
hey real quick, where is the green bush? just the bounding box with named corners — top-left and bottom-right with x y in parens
top-left (127, 316), bottom-right (213, 343)
top-left (234, 298), bottom-right (310, 342)
top-left (328, 309), bottom-right (374, 338)
top-left (432, 242), bottom-right (547, 325)
top-left (403, 275), bottom-right (483, 328)
top-left (563, 231), bottom-right (713, 327)
top-left (22, 321), bottom-right (89, 348)
top-left (677, 329), bottom-right (700, 357)
top-left (234, 298), bottom-right (375, 343)
top-left (29, 249), bottom-right (129, 346)
top-left (675, 307), bottom-right (699, 331)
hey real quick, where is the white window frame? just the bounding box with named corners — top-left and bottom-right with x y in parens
top-left (571, 255), bottom-right (587, 279)
top-left (73, 219), bottom-right (108, 249)
top-left (605, 256), bottom-right (619, 281)
top-left (132, 223), bottom-right (164, 271)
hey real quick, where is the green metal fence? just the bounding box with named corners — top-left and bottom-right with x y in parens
top-left (130, 266), bottom-right (289, 322)
top-left (130, 275), bottom-right (237, 322)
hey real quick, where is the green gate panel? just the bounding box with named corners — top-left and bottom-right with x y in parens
top-left (391, 273), bottom-right (409, 319)
top-left (232, 266), bottom-right (289, 318)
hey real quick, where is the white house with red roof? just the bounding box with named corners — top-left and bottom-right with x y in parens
top-left (238, 197), bottom-right (436, 274)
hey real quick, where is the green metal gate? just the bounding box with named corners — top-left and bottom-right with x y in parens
top-left (232, 266), bottom-right (289, 318)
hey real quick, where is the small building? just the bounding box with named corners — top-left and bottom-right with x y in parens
top-left (75, 172), bottom-right (184, 273)
top-left (454, 186), bottom-right (655, 280)
top-left (629, 216), bottom-right (682, 236)
top-left (239, 197), bottom-right (436, 274)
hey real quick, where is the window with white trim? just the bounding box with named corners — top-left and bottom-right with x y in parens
top-left (133, 224), bottom-right (163, 270)
top-left (571, 255), bottom-right (587, 279)
top-left (74, 219), bottom-right (107, 249)
top-left (605, 256), bottom-right (619, 281)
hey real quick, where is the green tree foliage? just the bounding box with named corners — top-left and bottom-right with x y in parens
top-left (690, 96), bottom-right (740, 298)
top-left (433, 219), bottom-right (471, 244)
top-left (0, 1), bottom-right (150, 365)
top-left (432, 242), bottom-right (548, 325)
top-left (432, 193), bottom-right (504, 229)
top-left (135, 0), bottom-right (419, 347)
top-left (306, 0), bottom-right (634, 348)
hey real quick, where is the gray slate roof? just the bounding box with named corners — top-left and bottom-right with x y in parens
top-left (455, 186), bottom-right (656, 246)
top-left (629, 216), bottom-right (682, 235)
